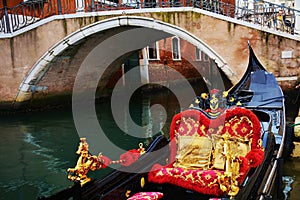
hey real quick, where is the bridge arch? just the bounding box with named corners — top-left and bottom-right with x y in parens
top-left (14, 15), bottom-right (236, 103)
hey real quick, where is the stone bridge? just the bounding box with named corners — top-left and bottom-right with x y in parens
top-left (0, 7), bottom-right (299, 108)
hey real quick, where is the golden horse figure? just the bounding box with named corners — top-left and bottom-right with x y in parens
top-left (67, 138), bottom-right (146, 186)
top-left (67, 138), bottom-right (111, 186)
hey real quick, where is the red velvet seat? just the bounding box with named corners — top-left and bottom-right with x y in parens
top-left (148, 107), bottom-right (264, 197)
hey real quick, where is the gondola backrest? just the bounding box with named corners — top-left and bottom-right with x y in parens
top-left (169, 107), bottom-right (262, 168)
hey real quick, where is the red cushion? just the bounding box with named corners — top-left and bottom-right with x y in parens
top-left (127, 192), bottom-right (164, 200)
top-left (148, 164), bottom-right (225, 196)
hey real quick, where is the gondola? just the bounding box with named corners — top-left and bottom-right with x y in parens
top-left (40, 44), bottom-right (286, 200)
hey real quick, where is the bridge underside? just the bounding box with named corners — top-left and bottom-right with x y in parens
top-left (13, 16), bottom-right (234, 109)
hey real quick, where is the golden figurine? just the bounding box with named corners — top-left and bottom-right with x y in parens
top-left (67, 138), bottom-right (109, 186)
top-left (217, 133), bottom-right (241, 198)
top-left (67, 138), bottom-right (145, 186)
top-left (67, 150), bottom-right (94, 185)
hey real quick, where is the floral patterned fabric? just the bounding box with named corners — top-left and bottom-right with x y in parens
top-left (127, 192), bottom-right (164, 200)
top-left (148, 165), bottom-right (225, 196)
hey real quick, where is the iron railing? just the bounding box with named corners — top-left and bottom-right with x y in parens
top-left (0, 0), bottom-right (75, 33)
top-left (1, 0), bottom-right (51, 33)
top-left (0, 0), bottom-right (299, 35)
top-left (234, 0), bottom-right (297, 34)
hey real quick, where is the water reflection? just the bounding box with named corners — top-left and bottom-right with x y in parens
top-left (283, 176), bottom-right (295, 200)
top-left (0, 111), bottom-right (79, 199)
top-left (0, 92), bottom-right (178, 199)
top-left (283, 158), bottom-right (300, 200)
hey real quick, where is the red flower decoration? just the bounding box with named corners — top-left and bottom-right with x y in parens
top-left (245, 148), bottom-right (264, 168)
top-left (98, 155), bottom-right (112, 168)
top-left (120, 149), bottom-right (141, 166)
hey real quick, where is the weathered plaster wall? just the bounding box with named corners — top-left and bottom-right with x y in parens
top-left (146, 11), bottom-right (300, 83)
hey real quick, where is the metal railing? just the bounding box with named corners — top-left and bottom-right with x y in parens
top-left (234, 0), bottom-right (298, 34)
top-left (1, 0), bottom-right (52, 33)
top-left (0, 0), bottom-right (299, 35)
top-left (0, 0), bottom-right (75, 33)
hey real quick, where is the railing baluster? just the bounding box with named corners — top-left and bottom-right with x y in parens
top-left (57, 0), bottom-right (62, 14)
top-left (3, 0), bottom-right (11, 33)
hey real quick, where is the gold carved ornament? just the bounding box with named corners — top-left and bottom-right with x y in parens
top-left (67, 138), bottom-right (145, 186)
top-left (216, 133), bottom-right (248, 198)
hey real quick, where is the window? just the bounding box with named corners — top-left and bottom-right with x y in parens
top-left (196, 47), bottom-right (201, 61)
top-left (203, 53), bottom-right (209, 61)
top-left (195, 47), bottom-right (209, 61)
top-left (172, 37), bottom-right (181, 60)
top-left (147, 42), bottom-right (160, 60)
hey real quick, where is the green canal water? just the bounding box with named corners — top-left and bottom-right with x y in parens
top-left (0, 91), bottom-right (299, 200)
